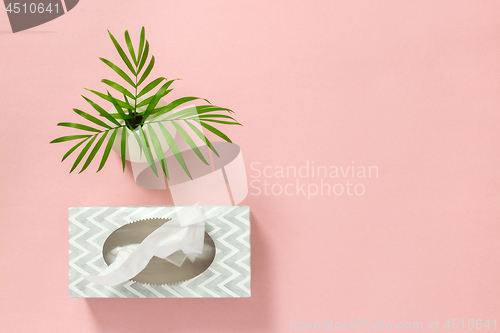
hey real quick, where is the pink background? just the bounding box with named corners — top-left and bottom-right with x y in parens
top-left (1, 1), bottom-right (500, 332)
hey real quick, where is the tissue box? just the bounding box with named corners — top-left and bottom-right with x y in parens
top-left (68, 206), bottom-right (250, 298)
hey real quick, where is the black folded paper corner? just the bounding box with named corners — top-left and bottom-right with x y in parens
top-left (4, 0), bottom-right (79, 33)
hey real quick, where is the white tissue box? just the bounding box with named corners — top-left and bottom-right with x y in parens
top-left (68, 206), bottom-right (251, 298)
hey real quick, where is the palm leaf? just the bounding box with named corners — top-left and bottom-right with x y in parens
top-left (100, 58), bottom-right (136, 88)
top-left (148, 106), bottom-right (170, 116)
top-left (106, 92), bottom-right (128, 121)
top-left (108, 30), bottom-right (136, 75)
top-left (97, 129), bottom-right (118, 172)
top-left (130, 127), bottom-right (143, 157)
top-left (158, 122), bottom-right (192, 179)
top-left (197, 104), bottom-right (233, 112)
top-left (73, 108), bottom-right (112, 129)
top-left (84, 89), bottom-right (135, 110)
top-left (199, 121), bottom-right (232, 142)
top-left (137, 27), bottom-right (146, 65)
top-left (82, 95), bottom-right (122, 127)
top-left (124, 30), bottom-right (137, 65)
top-left (79, 132), bottom-right (108, 173)
top-left (136, 96), bottom-right (154, 108)
top-left (195, 114), bottom-right (237, 119)
top-left (136, 89), bottom-right (172, 108)
top-left (199, 119), bottom-right (242, 126)
top-left (57, 122), bottom-right (102, 132)
top-left (109, 113), bottom-right (134, 119)
top-left (165, 106), bottom-right (232, 120)
top-left (137, 41), bottom-right (149, 73)
top-left (174, 106), bottom-right (236, 121)
top-left (137, 56), bottom-right (155, 86)
top-left (184, 120), bottom-right (219, 157)
top-left (70, 135), bottom-right (97, 173)
top-left (120, 127), bottom-right (127, 171)
top-left (123, 94), bottom-right (135, 112)
top-left (50, 134), bottom-right (92, 144)
top-left (171, 121), bottom-right (208, 165)
top-left (138, 126), bottom-right (158, 177)
top-left (151, 97), bottom-right (209, 120)
top-left (141, 80), bottom-right (175, 121)
top-left (102, 79), bottom-right (134, 98)
top-left (62, 137), bottom-right (89, 161)
top-left (137, 77), bottom-right (165, 98)
top-left (162, 106), bottom-right (205, 120)
top-left (147, 124), bottom-right (169, 178)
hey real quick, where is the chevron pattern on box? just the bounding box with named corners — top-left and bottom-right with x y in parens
top-left (69, 206), bottom-right (250, 298)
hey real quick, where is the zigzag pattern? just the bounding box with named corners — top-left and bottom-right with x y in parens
top-left (68, 206), bottom-right (251, 298)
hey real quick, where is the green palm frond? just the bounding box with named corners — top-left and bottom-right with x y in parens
top-left (51, 27), bottom-right (240, 179)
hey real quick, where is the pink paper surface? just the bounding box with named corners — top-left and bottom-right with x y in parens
top-left (1, 1), bottom-right (499, 332)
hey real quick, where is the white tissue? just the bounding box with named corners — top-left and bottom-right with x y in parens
top-left (83, 204), bottom-right (208, 286)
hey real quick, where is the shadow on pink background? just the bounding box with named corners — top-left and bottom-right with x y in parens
top-left (1, 1), bottom-right (500, 332)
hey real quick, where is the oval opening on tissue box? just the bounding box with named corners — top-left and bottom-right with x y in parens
top-left (102, 218), bottom-right (216, 285)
